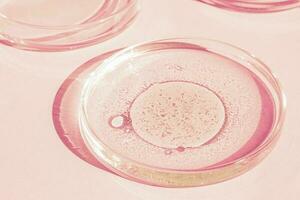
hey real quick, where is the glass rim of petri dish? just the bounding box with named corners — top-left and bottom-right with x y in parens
top-left (196, 0), bottom-right (300, 13)
top-left (0, 0), bottom-right (139, 51)
top-left (78, 38), bottom-right (286, 187)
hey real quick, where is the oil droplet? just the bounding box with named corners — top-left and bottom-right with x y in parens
top-left (176, 146), bottom-right (185, 152)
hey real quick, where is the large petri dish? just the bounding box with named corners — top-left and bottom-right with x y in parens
top-left (54, 38), bottom-right (286, 187)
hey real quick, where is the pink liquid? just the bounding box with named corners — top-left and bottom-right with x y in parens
top-left (85, 48), bottom-right (275, 170)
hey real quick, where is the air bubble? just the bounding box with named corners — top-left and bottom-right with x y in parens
top-left (109, 115), bottom-right (124, 128)
top-left (125, 128), bottom-right (131, 133)
top-left (164, 149), bottom-right (173, 155)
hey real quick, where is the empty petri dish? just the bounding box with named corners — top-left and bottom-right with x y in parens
top-left (54, 38), bottom-right (286, 187)
top-left (197, 0), bottom-right (300, 13)
top-left (0, 0), bottom-right (138, 51)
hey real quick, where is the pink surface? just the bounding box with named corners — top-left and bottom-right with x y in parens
top-left (0, 0), bottom-right (300, 199)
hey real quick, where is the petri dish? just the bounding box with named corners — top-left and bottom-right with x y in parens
top-left (0, 0), bottom-right (138, 51)
top-left (196, 0), bottom-right (300, 13)
top-left (54, 38), bottom-right (286, 187)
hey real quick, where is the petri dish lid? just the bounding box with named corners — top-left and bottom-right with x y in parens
top-left (0, 0), bottom-right (138, 51)
top-left (54, 38), bottom-right (286, 187)
top-left (196, 0), bottom-right (300, 13)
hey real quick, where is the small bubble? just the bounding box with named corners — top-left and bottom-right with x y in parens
top-left (110, 115), bottom-right (124, 128)
top-left (164, 149), bottom-right (173, 155)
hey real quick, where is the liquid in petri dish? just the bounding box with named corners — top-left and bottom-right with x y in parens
top-left (84, 47), bottom-right (275, 171)
top-left (110, 81), bottom-right (226, 150)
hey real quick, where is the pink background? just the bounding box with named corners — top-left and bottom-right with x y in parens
top-left (1, 0), bottom-right (300, 199)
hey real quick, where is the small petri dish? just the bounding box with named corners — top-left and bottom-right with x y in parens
top-left (0, 0), bottom-right (138, 51)
top-left (55, 38), bottom-right (285, 187)
top-left (197, 0), bottom-right (300, 13)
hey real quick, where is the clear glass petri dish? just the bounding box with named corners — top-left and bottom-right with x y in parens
top-left (0, 0), bottom-right (138, 51)
top-left (55, 38), bottom-right (286, 187)
top-left (197, 0), bottom-right (300, 13)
